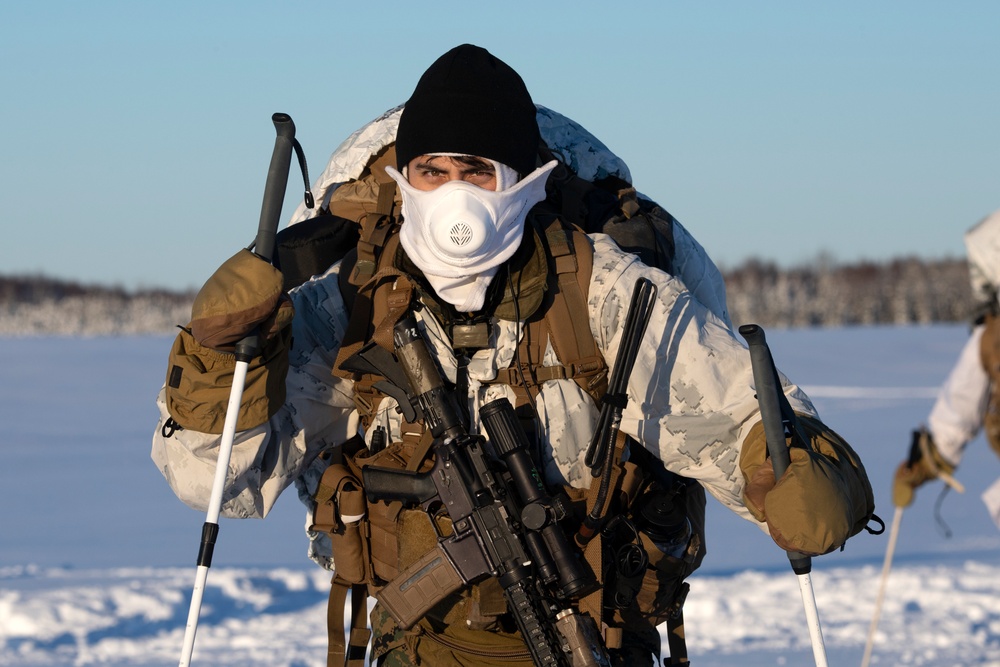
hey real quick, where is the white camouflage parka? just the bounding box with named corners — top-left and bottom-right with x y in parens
top-left (151, 106), bottom-right (820, 569)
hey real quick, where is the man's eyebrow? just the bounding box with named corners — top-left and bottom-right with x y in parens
top-left (412, 158), bottom-right (445, 170)
top-left (458, 158), bottom-right (494, 172)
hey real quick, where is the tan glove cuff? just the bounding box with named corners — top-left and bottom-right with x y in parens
top-left (916, 430), bottom-right (956, 477)
top-left (892, 430), bottom-right (955, 507)
top-left (740, 414), bottom-right (875, 555)
top-left (164, 325), bottom-right (291, 434)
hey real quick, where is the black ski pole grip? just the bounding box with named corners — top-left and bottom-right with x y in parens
top-left (253, 112), bottom-right (296, 264)
top-left (234, 113), bottom-right (296, 362)
top-left (739, 323), bottom-right (812, 574)
top-left (739, 324), bottom-right (790, 477)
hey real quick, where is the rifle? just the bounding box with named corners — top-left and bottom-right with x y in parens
top-left (358, 312), bottom-right (611, 667)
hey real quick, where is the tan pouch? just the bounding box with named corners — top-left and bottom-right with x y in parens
top-left (352, 440), bottom-right (433, 584)
top-left (311, 442), bottom-right (414, 588)
top-left (164, 324), bottom-right (290, 434)
top-left (311, 462), bottom-right (371, 585)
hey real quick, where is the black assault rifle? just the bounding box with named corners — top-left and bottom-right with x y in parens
top-left (357, 313), bottom-right (611, 667)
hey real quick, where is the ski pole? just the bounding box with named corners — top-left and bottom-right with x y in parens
top-left (738, 323), bottom-right (829, 667)
top-left (860, 504), bottom-right (903, 667)
top-left (178, 113), bottom-right (297, 667)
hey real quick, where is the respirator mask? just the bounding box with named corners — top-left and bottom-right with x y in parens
top-left (387, 159), bottom-right (556, 312)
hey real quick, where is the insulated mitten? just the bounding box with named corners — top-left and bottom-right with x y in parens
top-left (164, 249), bottom-right (294, 434)
top-left (740, 414), bottom-right (874, 556)
top-left (892, 429), bottom-right (954, 508)
top-left (189, 248), bottom-right (295, 351)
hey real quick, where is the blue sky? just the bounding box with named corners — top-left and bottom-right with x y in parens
top-left (1, 1), bottom-right (997, 291)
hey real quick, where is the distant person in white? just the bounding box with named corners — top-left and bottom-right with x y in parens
top-left (893, 208), bottom-right (1000, 528)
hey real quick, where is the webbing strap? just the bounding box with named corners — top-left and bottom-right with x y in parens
top-left (346, 583), bottom-right (372, 667)
top-left (577, 533), bottom-right (623, 650)
top-left (375, 179), bottom-right (397, 220)
top-left (543, 226), bottom-right (607, 402)
top-left (487, 221), bottom-right (607, 408)
top-left (665, 607), bottom-right (689, 664)
top-left (332, 236), bottom-right (405, 377)
top-left (545, 228), bottom-right (590, 359)
top-left (353, 180), bottom-right (398, 286)
top-left (411, 431), bottom-right (435, 471)
top-left (372, 270), bottom-right (414, 352)
top-left (574, 434), bottom-right (627, 636)
top-left (490, 357), bottom-right (608, 388)
top-left (327, 577), bottom-right (371, 667)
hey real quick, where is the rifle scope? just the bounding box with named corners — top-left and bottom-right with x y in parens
top-left (480, 398), bottom-right (594, 600)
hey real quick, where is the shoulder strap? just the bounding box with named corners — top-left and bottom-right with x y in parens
top-left (334, 229), bottom-right (407, 378)
top-left (487, 216), bottom-right (608, 407)
top-left (539, 219), bottom-right (609, 402)
top-left (350, 179), bottom-right (398, 287)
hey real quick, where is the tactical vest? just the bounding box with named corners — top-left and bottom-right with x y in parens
top-left (279, 144), bottom-right (705, 666)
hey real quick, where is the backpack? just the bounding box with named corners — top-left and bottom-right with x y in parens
top-left (276, 105), bottom-right (710, 666)
top-left (979, 312), bottom-right (1000, 460)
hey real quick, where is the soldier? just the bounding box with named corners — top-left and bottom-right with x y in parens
top-left (153, 44), bottom-right (875, 666)
top-left (894, 208), bottom-right (1000, 511)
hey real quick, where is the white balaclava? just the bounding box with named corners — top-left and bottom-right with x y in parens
top-left (389, 158), bottom-right (556, 312)
top-left (392, 44), bottom-right (551, 312)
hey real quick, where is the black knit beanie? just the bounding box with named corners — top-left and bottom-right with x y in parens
top-left (395, 44), bottom-right (540, 176)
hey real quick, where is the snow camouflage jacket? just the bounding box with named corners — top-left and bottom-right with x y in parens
top-left (959, 208), bottom-right (1000, 462)
top-left (151, 106), bottom-right (823, 566)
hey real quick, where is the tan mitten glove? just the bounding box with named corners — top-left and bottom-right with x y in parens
top-left (740, 414), bottom-right (875, 556)
top-left (164, 249), bottom-right (295, 434)
top-left (892, 429), bottom-right (955, 508)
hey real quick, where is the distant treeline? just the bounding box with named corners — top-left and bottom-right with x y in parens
top-left (0, 256), bottom-right (976, 336)
top-left (724, 256), bottom-right (974, 329)
top-left (0, 275), bottom-right (195, 336)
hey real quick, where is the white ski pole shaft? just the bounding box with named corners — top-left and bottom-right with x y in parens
top-left (176, 113), bottom-right (296, 666)
top-left (178, 359), bottom-right (250, 666)
top-left (860, 505), bottom-right (903, 667)
top-left (739, 324), bottom-right (829, 667)
top-left (797, 572), bottom-right (828, 667)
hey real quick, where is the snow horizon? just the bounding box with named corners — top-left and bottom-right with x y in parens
top-left (2, 325), bottom-right (999, 665)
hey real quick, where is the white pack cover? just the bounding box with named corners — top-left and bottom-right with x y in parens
top-left (965, 208), bottom-right (1000, 308)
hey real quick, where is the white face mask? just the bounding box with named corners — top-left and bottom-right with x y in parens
top-left (386, 160), bottom-right (556, 311)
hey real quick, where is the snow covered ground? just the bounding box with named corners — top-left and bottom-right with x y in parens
top-left (2, 325), bottom-right (999, 666)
